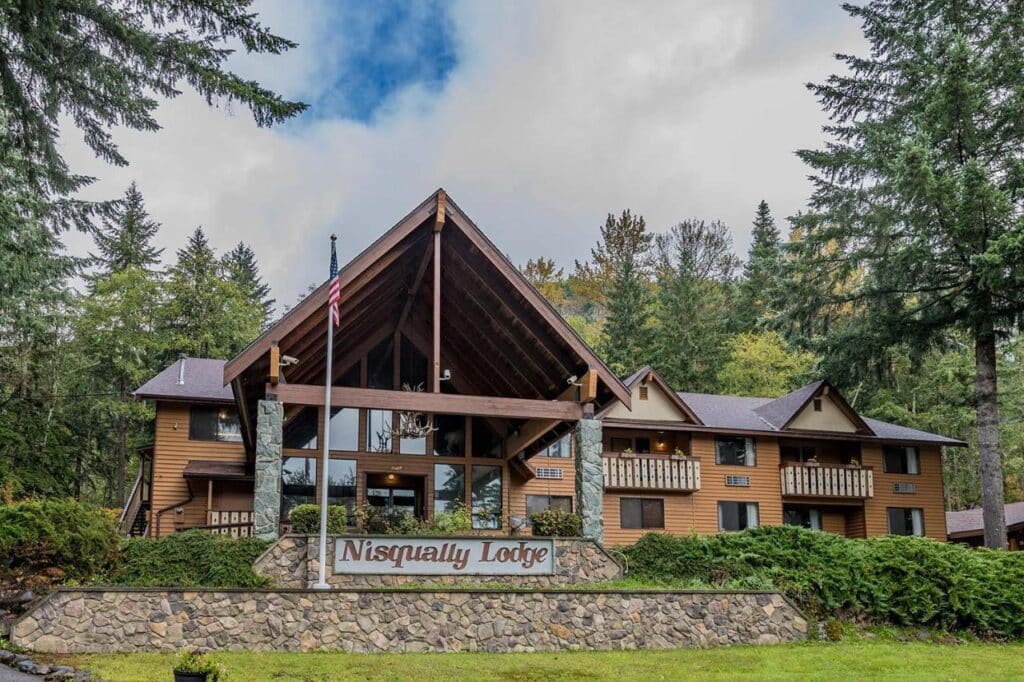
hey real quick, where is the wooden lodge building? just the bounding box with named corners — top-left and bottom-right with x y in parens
top-left (124, 190), bottom-right (965, 546)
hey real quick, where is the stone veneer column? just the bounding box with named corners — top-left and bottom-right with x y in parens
top-left (574, 418), bottom-right (604, 544)
top-left (254, 399), bottom-right (283, 540)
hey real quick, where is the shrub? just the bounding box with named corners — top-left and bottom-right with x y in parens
top-left (620, 526), bottom-right (1024, 639)
top-left (0, 499), bottom-right (121, 591)
top-left (288, 504), bottom-right (347, 534)
top-left (421, 505), bottom-right (472, 535)
top-left (173, 649), bottom-right (222, 681)
top-left (109, 530), bottom-right (270, 588)
top-left (530, 509), bottom-right (582, 537)
top-left (353, 504), bottom-right (421, 535)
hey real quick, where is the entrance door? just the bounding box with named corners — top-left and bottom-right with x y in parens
top-left (365, 473), bottom-right (425, 519)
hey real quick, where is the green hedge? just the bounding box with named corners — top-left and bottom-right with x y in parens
top-left (530, 509), bottom-right (582, 537)
top-left (109, 530), bottom-right (270, 588)
top-left (0, 499), bottom-right (121, 589)
top-left (288, 504), bottom-right (347, 534)
top-left (621, 526), bottom-right (1024, 638)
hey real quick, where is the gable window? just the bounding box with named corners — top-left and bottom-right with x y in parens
top-left (783, 507), bottom-right (822, 531)
top-left (283, 407), bottom-right (318, 450)
top-left (718, 501), bottom-right (759, 531)
top-left (281, 457), bottom-right (317, 520)
top-left (716, 437), bottom-right (755, 466)
top-left (813, 398), bottom-right (823, 412)
top-left (639, 385), bottom-right (649, 401)
top-left (887, 507), bottom-right (924, 536)
top-left (537, 434), bottom-right (571, 458)
top-left (526, 494), bottom-right (572, 518)
top-left (188, 406), bottom-right (242, 443)
top-left (883, 446), bottom-right (920, 475)
top-left (619, 498), bottom-right (664, 529)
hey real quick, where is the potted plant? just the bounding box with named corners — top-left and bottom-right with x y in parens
top-left (173, 649), bottom-right (222, 682)
top-left (805, 455), bottom-right (820, 466)
top-left (848, 457), bottom-right (860, 468)
top-left (621, 447), bottom-right (634, 457)
top-left (671, 448), bottom-right (686, 459)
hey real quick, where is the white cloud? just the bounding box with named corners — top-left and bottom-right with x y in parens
top-left (61, 1), bottom-right (865, 308)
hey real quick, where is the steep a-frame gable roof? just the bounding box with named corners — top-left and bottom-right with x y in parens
top-left (600, 365), bottom-right (702, 424)
top-left (223, 189), bottom-right (630, 408)
top-left (754, 380), bottom-right (874, 435)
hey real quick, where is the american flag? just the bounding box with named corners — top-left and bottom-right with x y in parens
top-left (328, 236), bottom-right (341, 327)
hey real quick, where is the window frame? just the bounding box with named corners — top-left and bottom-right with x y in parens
top-left (525, 494), bottom-right (573, 518)
top-left (187, 405), bottom-right (243, 443)
top-left (717, 501), bottom-right (760, 532)
top-left (882, 446), bottom-right (920, 475)
top-left (715, 436), bottom-right (755, 467)
top-left (886, 507), bottom-right (925, 536)
top-left (619, 497), bottom-right (665, 530)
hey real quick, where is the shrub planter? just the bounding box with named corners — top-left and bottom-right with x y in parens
top-left (173, 671), bottom-right (209, 682)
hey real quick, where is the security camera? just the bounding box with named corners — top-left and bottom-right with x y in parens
top-left (441, 369), bottom-right (452, 381)
top-left (566, 375), bottom-right (578, 385)
top-left (281, 355), bottom-right (299, 366)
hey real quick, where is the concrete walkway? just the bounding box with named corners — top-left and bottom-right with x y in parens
top-left (0, 665), bottom-right (36, 681)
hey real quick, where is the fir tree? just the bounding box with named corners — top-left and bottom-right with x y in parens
top-left (652, 219), bottom-right (738, 392)
top-left (91, 182), bottom-right (163, 274)
top-left (223, 242), bottom-right (275, 327)
top-left (792, 0), bottom-right (1024, 547)
top-left (0, 1), bottom-right (307, 217)
top-left (732, 201), bottom-right (782, 332)
top-left (594, 211), bottom-right (655, 375)
top-left (161, 228), bottom-right (262, 360)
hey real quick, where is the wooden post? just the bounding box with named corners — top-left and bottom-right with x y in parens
top-left (432, 192), bottom-right (445, 393)
top-left (269, 342), bottom-right (280, 385)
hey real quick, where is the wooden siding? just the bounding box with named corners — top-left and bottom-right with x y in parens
top-left (510, 455), bottom-right (576, 519)
top-left (860, 444), bottom-right (947, 541)
top-left (150, 402), bottom-right (247, 537)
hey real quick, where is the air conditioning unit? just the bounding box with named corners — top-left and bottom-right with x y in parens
top-left (536, 468), bottom-right (563, 480)
top-left (725, 475), bottom-right (751, 487)
top-left (893, 482), bottom-right (917, 494)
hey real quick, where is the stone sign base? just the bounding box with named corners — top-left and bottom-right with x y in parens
top-left (13, 588), bottom-right (808, 654)
top-left (254, 535), bottom-right (623, 588)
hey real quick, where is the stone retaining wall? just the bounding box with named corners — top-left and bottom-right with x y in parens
top-left (12, 588), bottom-right (808, 654)
top-left (254, 535), bottom-right (624, 587)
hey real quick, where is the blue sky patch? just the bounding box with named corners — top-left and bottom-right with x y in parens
top-left (305, 0), bottom-right (458, 123)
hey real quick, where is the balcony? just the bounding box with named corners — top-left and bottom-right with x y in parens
top-left (603, 454), bottom-right (701, 492)
top-left (780, 463), bottom-right (874, 499)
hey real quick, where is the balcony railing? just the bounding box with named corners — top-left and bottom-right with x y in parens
top-left (603, 454), bottom-right (701, 492)
top-left (780, 464), bottom-right (874, 499)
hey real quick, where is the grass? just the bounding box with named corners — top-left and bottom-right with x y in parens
top-left (53, 640), bottom-right (1024, 681)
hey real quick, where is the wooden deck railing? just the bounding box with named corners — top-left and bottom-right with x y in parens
top-left (603, 454), bottom-right (701, 492)
top-left (779, 464), bottom-right (874, 499)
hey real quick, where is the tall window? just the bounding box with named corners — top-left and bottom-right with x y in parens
top-left (472, 418), bottom-right (502, 458)
top-left (188, 406), bottom-right (242, 443)
top-left (887, 507), bottom-right (924, 536)
top-left (433, 464), bottom-right (465, 515)
top-left (471, 465), bottom-right (502, 529)
top-left (718, 501), bottom-right (759, 531)
top-left (399, 414), bottom-right (427, 455)
top-left (883, 446), bottom-right (920, 474)
top-left (783, 507), bottom-right (822, 531)
top-left (281, 457), bottom-right (317, 520)
top-left (619, 498), bottom-right (664, 529)
top-left (283, 407), bottom-right (318, 450)
top-left (366, 410), bottom-right (393, 453)
top-left (716, 437), bottom-right (755, 466)
top-left (433, 414), bottom-right (466, 456)
top-left (328, 408), bottom-right (359, 452)
top-left (327, 459), bottom-right (357, 520)
top-left (526, 494), bottom-right (572, 517)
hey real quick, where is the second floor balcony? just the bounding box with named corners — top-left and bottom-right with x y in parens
top-left (603, 454), bottom-right (701, 492)
top-left (780, 463), bottom-right (874, 499)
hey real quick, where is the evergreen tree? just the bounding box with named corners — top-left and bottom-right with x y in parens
top-left (717, 331), bottom-right (816, 397)
top-left (792, 0), bottom-right (1024, 547)
top-left (0, 1), bottom-right (306, 219)
top-left (161, 228), bottom-right (262, 360)
top-left (594, 211), bottom-right (655, 375)
top-left (652, 219), bottom-right (738, 392)
top-left (522, 257), bottom-right (567, 309)
top-left (732, 201), bottom-right (783, 332)
top-left (223, 242), bottom-right (275, 327)
top-left (91, 183), bottom-right (163, 273)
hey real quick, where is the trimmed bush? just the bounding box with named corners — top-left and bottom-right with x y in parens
top-left (288, 504), bottom-right (347, 534)
top-left (110, 530), bottom-right (270, 588)
top-left (530, 509), bottom-right (582, 537)
top-left (621, 526), bottom-right (1024, 638)
top-left (0, 499), bottom-right (121, 590)
top-left (421, 505), bottom-right (472, 535)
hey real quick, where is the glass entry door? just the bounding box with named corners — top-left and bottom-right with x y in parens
top-left (365, 473), bottom-right (424, 519)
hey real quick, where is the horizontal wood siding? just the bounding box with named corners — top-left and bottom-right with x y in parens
top-left (151, 402), bottom-right (247, 537)
top-left (861, 444), bottom-right (947, 541)
top-left (510, 455), bottom-right (576, 519)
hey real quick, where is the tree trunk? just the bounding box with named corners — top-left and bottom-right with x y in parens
top-left (974, 317), bottom-right (1006, 549)
top-left (116, 378), bottom-right (127, 508)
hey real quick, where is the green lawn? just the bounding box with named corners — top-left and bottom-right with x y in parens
top-left (58, 641), bottom-right (1024, 681)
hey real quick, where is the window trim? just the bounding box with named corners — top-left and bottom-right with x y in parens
top-left (882, 446), bottom-right (920, 475)
top-left (886, 506), bottom-right (925, 537)
top-left (525, 494), bottom-right (573, 518)
top-left (187, 405), bottom-right (242, 443)
top-left (717, 501), bottom-right (760, 532)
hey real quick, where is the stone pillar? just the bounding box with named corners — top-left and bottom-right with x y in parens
top-left (574, 418), bottom-right (604, 544)
top-left (254, 399), bottom-right (283, 540)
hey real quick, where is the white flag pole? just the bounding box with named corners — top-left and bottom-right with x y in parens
top-left (313, 236), bottom-right (336, 590)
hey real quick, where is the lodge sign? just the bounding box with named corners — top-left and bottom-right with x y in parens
top-left (333, 537), bottom-right (555, 575)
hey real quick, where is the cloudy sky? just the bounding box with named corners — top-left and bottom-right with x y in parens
top-left (63, 1), bottom-right (865, 308)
